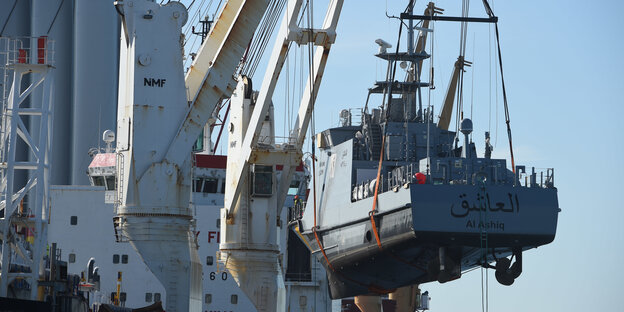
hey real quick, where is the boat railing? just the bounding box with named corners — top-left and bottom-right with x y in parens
top-left (352, 162), bottom-right (554, 202)
top-left (351, 173), bottom-right (387, 202)
top-left (515, 166), bottom-right (555, 188)
top-left (338, 108), bottom-right (364, 127)
top-left (0, 36), bottom-right (56, 67)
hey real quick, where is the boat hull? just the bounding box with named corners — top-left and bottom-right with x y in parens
top-left (301, 184), bottom-right (559, 298)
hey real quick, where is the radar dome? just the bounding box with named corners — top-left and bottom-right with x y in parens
top-left (102, 130), bottom-right (115, 144)
top-left (460, 118), bottom-right (473, 135)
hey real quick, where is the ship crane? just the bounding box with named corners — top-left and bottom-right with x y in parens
top-left (112, 1), bottom-right (271, 311)
top-left (219, 1), bottom-right (343, 311)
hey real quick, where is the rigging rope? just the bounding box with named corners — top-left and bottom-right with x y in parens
top-left (183, 0), bottom-right (210, 45)
top-left (0, 0), bottom-right (18, 36)
top-left (369, 11), bottom-right (404, 250)
top-left (47, 0), bottom-right (66, 35)
top-left (240, 0), bottom-right (287, 78)
top-left (481, 0), bottom-right (515, 172)
top-left (477, 181), bottom-right (489, 312)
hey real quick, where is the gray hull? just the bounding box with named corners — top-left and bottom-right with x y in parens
top-left (301, 183), bottom-right (558, 298)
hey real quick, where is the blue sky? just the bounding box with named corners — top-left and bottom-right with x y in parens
top-left (193, 0), bottom-right (623, 310)
top-left (274, 1), bottom-right (622, 311)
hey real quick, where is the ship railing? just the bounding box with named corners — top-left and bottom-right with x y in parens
top-left (272, 135), bottom-right (297, 146)
top-left (0, 36), bottom-right (56, 67)
top-left (0, 37), bottom-right (55, 146)
top-left (351, 173), bottom-right (387, 202)
top-left (389, 162), bottom-right (513, 187)
top-left (388, 163), bottom-right (420, 190)
top-left (515, 166), bottom-right (555, 188)
top-left (288, 204), bottom-right (305, 222)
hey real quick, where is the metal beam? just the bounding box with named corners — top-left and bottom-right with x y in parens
top-left (166, 0), bottom-right (270, 165)
top-left (400, 13), bottom-right (498, 23)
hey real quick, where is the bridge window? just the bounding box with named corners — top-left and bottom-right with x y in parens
top-left (202, 178), bottom-right (218, 193)
top-left (193, 178), bottom-right (203, 192)
top-left (121, 254), bottom-right (128, 264)
top-left (194, 177), bottom-right (220, 193)
top-left (154, 293), bottom-right (161, 302)
top-left (105, 176), bottom-right (116, 190)
top-left (113, 254), bottom-right (119, 264)
top-left (92, 176), bottom-right (105, 187)
top-left (145, 293), bottom-right (152, 302)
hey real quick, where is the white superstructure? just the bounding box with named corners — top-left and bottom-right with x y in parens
top-left (49, 152), bottom-right (313, 311)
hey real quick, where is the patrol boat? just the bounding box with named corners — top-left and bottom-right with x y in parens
top-left (296, 1), bottom-right (559, 299)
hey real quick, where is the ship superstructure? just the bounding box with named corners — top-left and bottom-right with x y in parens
top-left (47, 149), bottom-right (312, 311)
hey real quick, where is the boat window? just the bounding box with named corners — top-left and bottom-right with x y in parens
top-left (69, 253), bottom-right (76, 263)
top-left (202, 178), bottom-right (218, 193)
top-left (205, 294), bottom-right (212, 304)
top-left (216, 218), bottom-right (220, 228)
top-left (120, 292), bottom-right (126, 302)
top-left (92, 176), bottom-right (105, 187)
top-left (193, 178), bottom-right (203, 193)
top-left (105, 176), bottom-right (116, 191)
top-left (145, 293), bottom-right (152, 302)
top-left (113, 254), bottom-right (119, 264)
top-left (121, 254), bottom-right (128, 264)
top-left (154, 293), bottom-right (161, 302)
top-left (206, 256), bottom-right (214, 266)
top-left (70, 216), bottom-right (77, 225)
top-left (231, 294), bottom-right (238, 304)
top-left (221, 180), bottom-right (226, 194)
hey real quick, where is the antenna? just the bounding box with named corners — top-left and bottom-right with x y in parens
top-left (102, 130), bottom-right (115, 153)
top-left (375, 39), bottom-right (392, 54)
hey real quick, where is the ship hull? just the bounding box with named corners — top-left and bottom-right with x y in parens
top-left (301, 183), bottom-right (558, 298)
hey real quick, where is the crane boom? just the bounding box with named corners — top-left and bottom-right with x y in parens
top-left (219, 1), bottom-right (343, 311)
top-left (113, 1), bottom-right (269, 311)
top-left (168, 0), bottom-right (269, 165)
top-left (437, 56), bottom-right (470, 130)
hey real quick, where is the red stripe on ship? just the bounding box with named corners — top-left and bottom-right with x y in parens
top-left (194, 154), bottom-right (304, 171)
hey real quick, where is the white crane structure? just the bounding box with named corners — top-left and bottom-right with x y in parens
top-left (0, 37), bottom-right (55, 299)
top-left (112, 0), bottom-right (270, 311)
top-left (219, 0), bottom-right (343, 311)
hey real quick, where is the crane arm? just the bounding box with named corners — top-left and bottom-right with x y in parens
top-left (415, 2), bottom-right (443, 80)
top-left (112, 1), bottom-right (271, 310)
top-left (165, 0), bottom-right (270, 165)
top-left (437, 56), bottom-right (470, 130)
top-left (223, 0), bottom-right (343, 220)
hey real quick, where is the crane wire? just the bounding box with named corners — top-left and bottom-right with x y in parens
top-left (240, 0), bottom-right (287, 78)
top-left (0, 0), bottom-right (18, 36)
top-left (184, 0), bottom-right (212, 49)
top-left (455, 0), bottom-right (470, 140)
top-left (47, 0), bottom-right (66, 35)
top-left (481, 0), bottom-right (515, 172)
